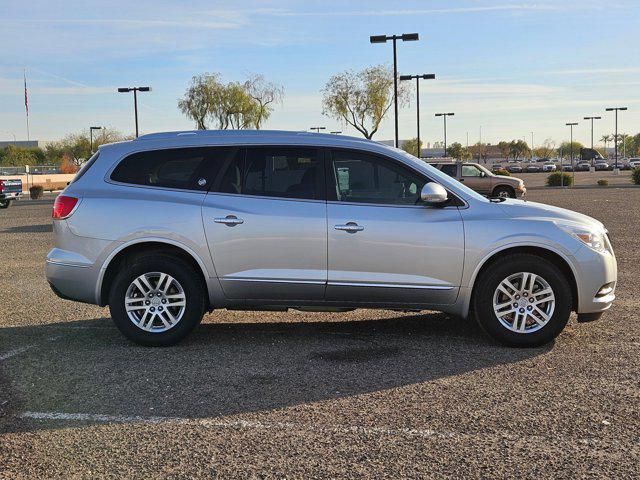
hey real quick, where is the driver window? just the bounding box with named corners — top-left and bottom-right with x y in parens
top-left (461, 165), bottom-right (483, 177)
top-left (330, 150), bottom-right (427, 205)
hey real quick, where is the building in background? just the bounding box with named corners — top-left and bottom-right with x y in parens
top-left (0, 140), bottom-right (41, 149)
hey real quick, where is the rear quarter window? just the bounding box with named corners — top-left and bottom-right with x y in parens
top-left (110, 148), bottom-right (215, 191)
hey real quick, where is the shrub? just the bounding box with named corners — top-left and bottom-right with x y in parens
top-left (35, 181), bottom-right (69, 192)
top-left (494, 168), bottom-right (511, 176)
top-left (546, 171), bottom-right (573, 187)
top-left (29, 185), bottom-right (44, 199)
top-left (597, 179), bottom-right (609, 186)
top-left (632, 167), bottom-right (640, 185)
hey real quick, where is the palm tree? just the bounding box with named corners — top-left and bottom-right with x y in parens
top-left (600, 134), bottom-right (612, 157)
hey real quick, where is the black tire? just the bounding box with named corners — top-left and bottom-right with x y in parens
top-left (472, 253), bottom-right (572, 347)
top-left (108, 253), bottom-right (206, 346)
top-left (491, 185), bottom-right (515, 199)
top-left (0, 200), bottom-right (11, 209)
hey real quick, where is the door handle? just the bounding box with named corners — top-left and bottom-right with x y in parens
top-left (335, 222), bottom-right (364, 233)
top-left (214, 215), bottom-right (244, 226)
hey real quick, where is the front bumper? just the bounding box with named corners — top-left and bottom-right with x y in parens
top-left (573, 245), bottom-right (617, 314)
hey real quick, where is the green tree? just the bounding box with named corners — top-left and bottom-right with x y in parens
top-left (509, 140), bottom-right (530, 161)
top-left (0, 145), bottom-right (38, 166)
top-left (322, 64), bottom-right (410, 139)
top-left (557, 141), bottom-right (584, 160)
top-left (45, 128), bottom-right (128, 166)
top-left (401, 138), bottom-right (422, 157)
top-left (447, 142), bottom-right (464, 160)
top-left (497, 141), bottom-right (510, 160)
top-left (178, 73), bottom-right (283, 130)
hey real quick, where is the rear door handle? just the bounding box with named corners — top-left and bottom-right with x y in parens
top-left (335, 222), bottom-right (364, 233)
top-left (214, 215), bottom-right (244, 226)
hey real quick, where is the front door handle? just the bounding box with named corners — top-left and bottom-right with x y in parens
top-left (214, 215), bottom-right (244, 226)
top-left (335, 222), bottom-right (364, 233)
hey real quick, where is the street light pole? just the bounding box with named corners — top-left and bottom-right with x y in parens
top-left (89, 126), bottom-right (102, 154)
top-left (566, 122), bottom-right (578, 186)
top-left (400, 73), bottom-right (435, 158)
top-left (117, 86), bottom-right (151, 138)
top-left (583, 116), bottom-right (601, 154)
top-left (435, 113), bottom-right (454, 157)
top-left (310, 126), bottom-right (326, 133)
top-left (605, 107), bottom-right (627, 170)
top-left (370, 33), bottom-right (419, 148)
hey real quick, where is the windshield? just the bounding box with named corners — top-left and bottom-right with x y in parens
top-left (394, 149), bottom-right (489, 202)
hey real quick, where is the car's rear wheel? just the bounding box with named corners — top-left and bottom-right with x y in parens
top-left (0, 200), bottom-right (11, 209)
top-left (492, 185), bottom-right (515, 198)
top-left (472, 253), bottom-right (572, 347)
top-left (109, 254), bottom-right (206, 346)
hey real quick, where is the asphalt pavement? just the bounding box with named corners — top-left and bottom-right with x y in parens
top-left (1, 189), bottom-right (638, 478)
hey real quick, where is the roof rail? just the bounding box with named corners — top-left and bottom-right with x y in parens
top-left (135, 129), bottom-right (369, 142)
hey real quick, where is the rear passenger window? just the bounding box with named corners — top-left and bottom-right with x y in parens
top-left (243, 148), bottom-right (320, 200)
top-left (111, 147), bottom-right (237, 191)
top-left (440, 164), bottom-right (457, 177)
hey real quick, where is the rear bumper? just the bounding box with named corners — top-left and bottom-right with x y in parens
top-left (45, 252), bottom-right (100, 305)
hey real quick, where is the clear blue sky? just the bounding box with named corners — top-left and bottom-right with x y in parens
top-left (1, 0), bottom-right (638, 147)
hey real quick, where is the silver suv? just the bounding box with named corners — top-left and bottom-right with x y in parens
top-left (46, 131), bottom-right (617, 347)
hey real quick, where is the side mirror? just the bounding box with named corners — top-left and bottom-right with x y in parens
top-left (420, 183), bottom-right (448, 205)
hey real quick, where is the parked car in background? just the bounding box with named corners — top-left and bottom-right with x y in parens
top-left (45, 130), bottom-right (617, 348)
top-left (542, 163), bottom-right (557, 172)
top-left (0, 178), bottom-right (22, 208)
top-left (629, 158), bottom-right (640, 169)
top-left (576, 162), bottom-right (591, 172)
top-left (525, 165), bottom-right (541, 173)
top-left (562, 165), bottom-right (574, 172)
top-left (594, 161), bottom-right (610, 171)
top-left (429, 161), bottom-right (526, 198)
top-left (507, 165), bottom-right (523, 174)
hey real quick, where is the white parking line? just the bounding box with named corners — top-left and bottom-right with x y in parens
top-left (19, 411), bottom-right (447, 439)
top-left (0, 345), bottom-right (34, 361)
top-left (16, 411), bottom-right (622, 448)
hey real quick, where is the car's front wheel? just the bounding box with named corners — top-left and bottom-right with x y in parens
top-left (472, 253), bottom-right (572, 347)
top-left (492, 185), bottom-right (515, 198)
top-left (109, 254), bottom-right (206, 346)
top-left (0, 200), bottom-right (11, 209)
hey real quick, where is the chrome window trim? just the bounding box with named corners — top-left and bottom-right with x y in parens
top-left (327, 281), bottom-right (454, 290)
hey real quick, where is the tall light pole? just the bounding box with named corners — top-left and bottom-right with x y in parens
top-left (605, 107), bottom-right (627, 170)
top-left (370, 33), bottom-right (419, 148)
top-left (435, 113), bottom-right (454, 157)
top-left (566, 122), bottom-right (578, 186)
top-left (310, 126), bottom-right (326, 133)
top-left (583, 116), bottom-right (601, 155)
top-left (400, 73), bottom-right (435, 158)
top-left (530, 132), bottom-right (534, 161)
top-left (117, 86), bottom-right (151, 138)
top-left (89, 126), bottom-right (102, 154)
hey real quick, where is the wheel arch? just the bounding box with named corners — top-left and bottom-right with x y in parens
top-left (97, 239), bottom-right (210, 307)
top-left (469, 245), bottom-right (579, 312)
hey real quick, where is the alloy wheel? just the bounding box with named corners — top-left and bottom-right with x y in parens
top-left (124, 272), bottom-right (187, 333)
top-left (492, 272), bottom-right (555, 333)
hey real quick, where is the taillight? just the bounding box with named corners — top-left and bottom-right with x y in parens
top-left (52, 195), bottom-right (79, 219)
top-left (0, 180), bottom-right (4, 192)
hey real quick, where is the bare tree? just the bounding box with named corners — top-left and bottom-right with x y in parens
top-left (245, 74), bottom-right (284, 129)
top-left (322, 65), bottom-right (410, 139)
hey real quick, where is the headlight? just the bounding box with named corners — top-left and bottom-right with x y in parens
top-left (557, 223), bottom-right (611, 254)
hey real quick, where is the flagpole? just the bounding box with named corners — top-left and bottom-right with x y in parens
top-left (24, 68), bottom-right (30, 141)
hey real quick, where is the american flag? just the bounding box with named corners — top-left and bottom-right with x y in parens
top-left (24, 70), bottom-right (28, 116)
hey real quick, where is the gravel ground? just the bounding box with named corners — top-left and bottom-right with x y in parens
top-left (1, 190), bottom-right (639, 479)
top-left (511, 170), bottom-right (635, 188)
